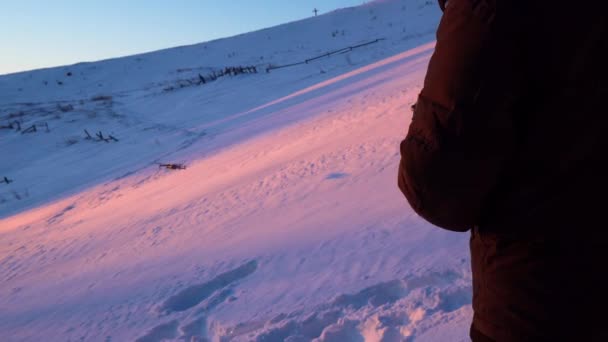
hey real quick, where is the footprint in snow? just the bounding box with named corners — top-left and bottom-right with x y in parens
top-left (136, 260), bottom-right (257, 342)
top-left (158, 260), bottom-right (257, 314)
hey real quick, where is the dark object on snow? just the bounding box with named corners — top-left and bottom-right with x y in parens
top-left (1, 121), bottom-right (22, 131)
top-left (397, 1), bottom-right (608, 341)
top-left (1, 177), bottom-right (13, 184)
top-left (84, 129), bottom-right (93, 140)
top-left (158, 163), bottom-right (186, 170)
top-left (83, 129), bottom-right (118, 142)
top-left (21, 125), bottom-right (36, 134)
top-left (58, 104), bottom-right (74, 112)
top-left (265, 39), bottom-right (384, 73)
top-left (91, 95), bottom-right (113, 102)
top-left (96, 131), bottom-right (118, 142)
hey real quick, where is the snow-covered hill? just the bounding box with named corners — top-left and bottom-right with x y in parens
top-left (0, 1), bottom-right (473, 341)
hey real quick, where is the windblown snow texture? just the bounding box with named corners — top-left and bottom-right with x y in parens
top-left (0, 1), bottom-right (473, 341)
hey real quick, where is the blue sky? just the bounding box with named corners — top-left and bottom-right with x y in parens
top-left (0, 0), bottom-right (365, 75)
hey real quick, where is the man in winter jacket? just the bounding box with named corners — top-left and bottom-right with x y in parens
top-left (398, 0), bottom-right (608, 340)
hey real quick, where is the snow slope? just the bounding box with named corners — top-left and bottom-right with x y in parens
top-left (0, 1), bottom-right (473, 341)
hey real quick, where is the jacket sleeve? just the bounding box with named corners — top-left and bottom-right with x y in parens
top-left (398, 0), bottom-right (515, 232)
